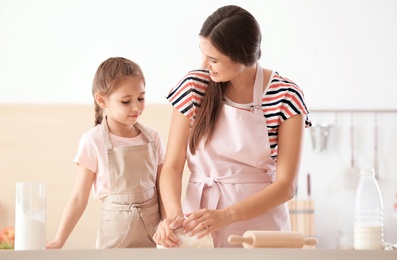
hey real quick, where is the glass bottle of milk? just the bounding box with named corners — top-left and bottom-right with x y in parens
top-left (353, 170), bottom-right (384, 250)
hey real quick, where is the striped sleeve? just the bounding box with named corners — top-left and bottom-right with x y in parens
top-left (166, 70), bottom-right (210, 121)
top-left (263, 72), bottom-right (311, 159)
top-left (264, 72), bottom-right (310, 124)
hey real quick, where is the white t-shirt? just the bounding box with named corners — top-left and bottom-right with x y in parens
top-left (74, 123), bottom-right (166, 200)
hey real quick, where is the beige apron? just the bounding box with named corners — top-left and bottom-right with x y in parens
top-left (96, 119), bottom-right (160, 248)
top-left (184, 64), bottom-right (291, 247)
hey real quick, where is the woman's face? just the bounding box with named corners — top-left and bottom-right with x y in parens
top-left (199, 37), bottom-right (245, 83)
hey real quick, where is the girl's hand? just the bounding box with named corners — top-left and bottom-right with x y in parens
top-left (153, 216), bottom-right (184, 248)
top-left (183, 208), bottom-right (231, 239)
top-left (45, 240), bottom-right (63, 249)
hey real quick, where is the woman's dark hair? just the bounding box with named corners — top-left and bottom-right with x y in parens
top-left (189, 5), bottom-right (262, 154)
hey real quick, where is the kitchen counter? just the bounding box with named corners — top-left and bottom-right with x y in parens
top-left (1, 248), bottom-right (396, 260)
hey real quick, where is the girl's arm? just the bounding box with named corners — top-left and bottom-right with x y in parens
top-left (153, 107), bottom-right (191, 247)
top-left (46, 165), bottom-right (95, 249)
top-left (183, 114), bottom-right (306, 237)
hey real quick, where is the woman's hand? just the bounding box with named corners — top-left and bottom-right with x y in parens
top-left (183, 208), bottom-right (232, 239)
top-left (153, 216), bottom-right (185, 248)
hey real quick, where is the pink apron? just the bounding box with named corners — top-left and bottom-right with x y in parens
top-left (183, 64), bottom-right (291, 247)
top-left (96, 119), bottom-right (160, 248)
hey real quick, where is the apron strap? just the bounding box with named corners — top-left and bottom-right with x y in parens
top-left (253, 63), bottom-right (264, 117)
top-left (101, 116), bottom-right (113, 150)
top-left (101, 119), bottom-right (157, 160)
top-left (135, 122), bottom-right (158, 160)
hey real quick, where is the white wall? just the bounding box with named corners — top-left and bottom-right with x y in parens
top-left (1, 0), bottom-right (397, 109)
top-left (1, 0), bottom-right (396, 249)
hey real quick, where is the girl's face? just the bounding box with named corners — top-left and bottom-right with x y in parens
top-left (100, 76), bottom-right (145, 128)
top-left (199, 37), bottom-right (245, 83)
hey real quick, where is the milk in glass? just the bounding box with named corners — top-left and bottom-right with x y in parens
top-left (14, 182), bottom-right (46, 250)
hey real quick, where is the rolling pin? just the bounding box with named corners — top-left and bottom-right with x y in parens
top-left (228, 231), bottom-right (318, 248)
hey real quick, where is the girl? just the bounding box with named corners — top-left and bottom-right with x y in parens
top-left (153, 5), bottom-right (311, 248)
top-left (47, 57), bottom-right (165, 249)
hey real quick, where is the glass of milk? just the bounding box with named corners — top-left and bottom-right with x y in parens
top-left (14, 182), bottom-right (46, 250)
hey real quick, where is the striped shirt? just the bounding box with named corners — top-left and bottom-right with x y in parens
top-left (166, 70), bottom-right (311, 160)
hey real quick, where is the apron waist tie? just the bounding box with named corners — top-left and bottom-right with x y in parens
top-left (101, 192), bottom-right (158, 211)
top-left (101, 194), bottom-right (159, 248)
top-left (103, 187), bottom-right (156, 204)
top-left (189, 172), bottom-right (274, 211)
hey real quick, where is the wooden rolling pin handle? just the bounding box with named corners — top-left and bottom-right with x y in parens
top-left (304, 237), bottom-right (318, 246)
top-left (228, 235), bottom-right (253, 245)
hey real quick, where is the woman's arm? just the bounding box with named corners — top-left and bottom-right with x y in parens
top-left (183, 114), bottom-right (306, 237)
top-left (46, 165), bottom-right (95, 249)
top-left (153, 107), bottom-right (191, 247)
top-left (156, 164), bottom-right (167, 220)
top-left (159, 107), bottom-right (191, 218)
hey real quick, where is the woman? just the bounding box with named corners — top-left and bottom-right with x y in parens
top-left (154, 5), bottom-right (311, 248)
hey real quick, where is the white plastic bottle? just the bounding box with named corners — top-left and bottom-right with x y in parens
top-left (353, 170), bottom-right (384, 250)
